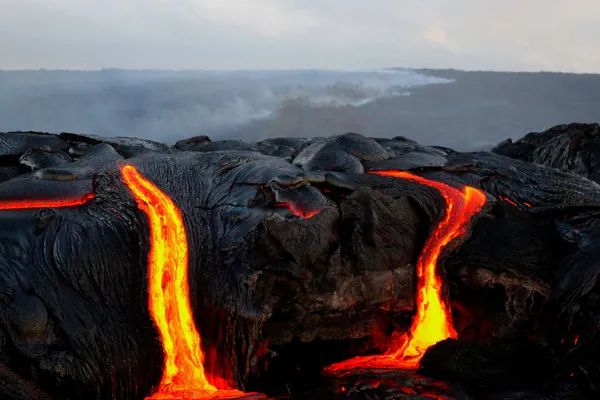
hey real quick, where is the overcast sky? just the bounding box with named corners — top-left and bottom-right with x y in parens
top-left (1, 0), bottom-right (599, 72)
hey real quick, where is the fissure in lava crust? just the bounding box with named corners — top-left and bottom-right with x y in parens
top-left (274, 202), bottom-right (320, 219)
top-left (326, 169), bottom-right (487, 374)
top-left (119, 165), bottom-right (259, 400)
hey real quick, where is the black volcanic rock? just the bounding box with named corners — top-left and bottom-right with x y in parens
top-left (493, 123), bottom-right (600, 183)
top-left (19, 148), bottom-right (73, 170)
top-left (420, 339), bottom-right (556, 391)
top-left (59, 132), bottom-right (169, 157)
top-left (293, 133), bottom-right (390, 173)
top-left (0, 127), bottom-right (599, 399)
top-left (0, 132), bottom-right (69, 157)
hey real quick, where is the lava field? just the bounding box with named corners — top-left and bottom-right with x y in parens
top-left (1, 123), bottom-right (600, 399)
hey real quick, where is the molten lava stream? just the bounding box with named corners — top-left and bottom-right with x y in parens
top-left (120, 165), bottom-right (261, 400)
top-left (0, 193), bottom-right (94, 210)
top-left (325, 170), bottom-right (486, 374)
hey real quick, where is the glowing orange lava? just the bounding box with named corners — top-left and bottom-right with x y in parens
top-left (326, 169), bottom-right (486, 373)
top-left (120, 165), bottom-right (253, 400)
top-left (0, 193), bottom-right (94, 210)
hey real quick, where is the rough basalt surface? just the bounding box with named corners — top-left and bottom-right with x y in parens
top-left (493, 122), bottom-right (600, 183)
top-left (0, 127), bottom-right (599, 399)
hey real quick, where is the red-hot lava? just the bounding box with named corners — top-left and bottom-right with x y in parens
top-left (499, 195), bottom-right (533, 209)
top-left (498, 195), bottom-right (518, 207)
top-left (0, 193), bottom-right (94, 210)
top-left (120, 165), bottom-right (258, 400)
top-left (326, 170), bottom-right (486, 373)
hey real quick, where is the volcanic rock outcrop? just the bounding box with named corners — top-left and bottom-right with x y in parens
top-left (0, 127), bottom-right (599, 399)
top-left (494, 122), bottom-right (600, 183)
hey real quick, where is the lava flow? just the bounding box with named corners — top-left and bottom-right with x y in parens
top-left (0, 193), bottom-right (94, 210)
top-left (326, 169), bottom-right (486, 373)
top-left (120, 165), bottom-right (256, 400)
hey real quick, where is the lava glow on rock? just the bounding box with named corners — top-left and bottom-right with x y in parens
top-left (274, 202), bottom-right (320, 219)
top-left (120, 165), bottom-right (253, 400)
top-left (326, 169), bottom-right (487, 373)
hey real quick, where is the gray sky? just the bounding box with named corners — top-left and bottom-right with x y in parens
top-left (1, 0), bottom-right (599, 72)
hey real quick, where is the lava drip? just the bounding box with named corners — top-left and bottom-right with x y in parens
top-left (326, 169), bottom-right (486, 373)
top-left (120, 165), bottom-right (258, 400)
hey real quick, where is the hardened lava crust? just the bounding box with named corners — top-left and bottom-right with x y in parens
top-left (0, 126), bottom-right (599, 399)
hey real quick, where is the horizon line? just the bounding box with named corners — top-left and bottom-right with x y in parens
top-left (0, 66), bottom-right (599, 76)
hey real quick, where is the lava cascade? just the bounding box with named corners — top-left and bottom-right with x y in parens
top-left (326, 169), bottom-right (487, 373)
top-left (120, 165), bottom-right (251, 400)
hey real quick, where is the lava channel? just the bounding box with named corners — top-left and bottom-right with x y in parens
top-left (325, 169), bottom-right (487, 374)
top-left (120, 165), bottom-right (262, 400)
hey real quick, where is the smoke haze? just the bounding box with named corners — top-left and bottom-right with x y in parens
top-left (0, 69), bottom-right (449, 141)
top-left (2, 69), bottom-right (600, 150)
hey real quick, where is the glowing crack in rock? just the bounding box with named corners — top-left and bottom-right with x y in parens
top-left (326, 169), bottom-right (487, 373)
top-left (120, 165), bottom-right (259, 400)
top-left (274, 201), bottom-right (320, 219)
